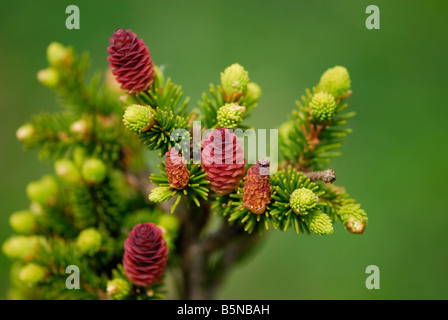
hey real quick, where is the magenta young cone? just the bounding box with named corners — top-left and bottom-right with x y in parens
top-left (107, 28), bottom-right (155, 93)
top-left (123, 222), bottom-right (168, 287)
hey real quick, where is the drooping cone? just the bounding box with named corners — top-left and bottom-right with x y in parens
top-left (123, 223), bottom-right (168, 287)
top-left (201, 128), bottom-right (246, 195)
top-left (107, 28), bottom-right (155, 93)
top-left (243, 159), bottom-right (271, 214)
top-left (165, 148), bottom-right (190, 189)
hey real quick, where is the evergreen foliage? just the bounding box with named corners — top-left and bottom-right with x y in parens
top-left (3, 31), bottom-right (368, 300)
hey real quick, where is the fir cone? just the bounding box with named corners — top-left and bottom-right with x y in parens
top-left (107, 28), bottom-right (155, 93)
top-left (123, 223), bottom-right (168, 287)
top-left (165, 148), bottom-right (190, 189)
top-left (201, 128), bottom-right (246, 195)
top-left (243, 159), bottom-right (271, 214)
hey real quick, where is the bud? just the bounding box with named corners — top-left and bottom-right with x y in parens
top-left (220, 63), bottom-right (249, 99)
top-left (16, 124), bottom-right (35, 143)
top-left (9, 210), bottom-right (36, 235)
top-left (26, 175), bottom-right (58, 205)
top-left (82, 158), bottom-right (107, 184)
top-left (55, 159), bottom-right (81, 183)
top-left (73, 146), bottom-right (86, 168)
top-left (309, 92), bottom-right (337, 122)
top-left (345, 216), bottom-right (366, 234)
top-left (37, 68), bottom-right (59, 88)
top-left (217, 103), bottom-right (246, 129)
top-left (317, 65), bottom-right (351, 98)
top-left (289, 188), bottom-right (318, 215)
top-left (2, 236), bottom-right (38, 260)
top-left (76, 228), bottom-right (103, 256)
top-left (47, 42), bottom-right (69, 67)
top-left (245, 82), bottom-right (261, 101)
top-left (107, 278), bottom-right (131, 300)
top-left (19, 263), bottom-right (46, 286)
top-left (307, 212), bottom-right (334, 235)
top-left (158, 214), bottom-right (179, 235)
top-left (70, 119), bottom-right (89, 137)
top-left (123, 105), bottom-right (156, 133)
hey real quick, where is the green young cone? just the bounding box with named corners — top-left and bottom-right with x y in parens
top-left (217, 103), bottom-right (246, 128)
top-left (19, 263), bottom-right (46, 286)
top-left (9, 210), bottom-right (36, 235)
top-left (221, 63), bottom-right (250, 95)
top-left (317, 65), bottom-right (351, 98)
top-left (76, 228), bottom-right (103, 256)
top-left (82, 158), bottom-right (107, 184)
top-left (26, 176), bottom-right (59, 205)
top-left (310, 92), bottom-right (337, 122)
top-left (123, 104), bottom-right (155, 133)
top-left (290, 188), bottom-right (318, 215)
top-left (307, 212), bottom-right (334, 235)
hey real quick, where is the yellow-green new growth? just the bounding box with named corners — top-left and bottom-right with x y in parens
top-left (82, 158), bottom-right (107, 184)
top-left (107, 278), bottom-right (131, 300)
top-left (19, 263), bottom-right (46, 286)
top-left (55, 159), bottom-right (81, 184)
top-left (2, 236), bottom-right (39, 260)
top-left (123, 104), bottom-right (155, 133)
top-left (217, 103), bottom-right (246, 129)
top-left (37, 68), bottom-right (59, 88)
top-left (76, 228), bottom-right (102, 256)
top-left (26, 175), bottom-right (59, 205)
top-left (47, 42), bottom-right (68, 67)
top-left (308, 212), bottom-right (334, 235)
top-left (290, 188), bottom-right (318, 215)
top-left (9, 210), bottom-right (36, 235)
top-left (310, 92), bottom-right (337, 122)
top-left (220, 63), bottom-right (250, 94)
top-left (246, 82), bottom-right (262, 101)
top-left (149, 187), bottom-right (173, 203)
top-left (317, 65), bottom-right (351, 98)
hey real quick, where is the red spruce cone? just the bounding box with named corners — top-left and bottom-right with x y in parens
top-left (107, 28), bottom-right (155, 93)
top-left (166, 148), bottom-right (190, 189)
top-left (123, 223), bottom-right (168, 287)
top-left (201, 128), bottom-right (246, 195)
top-left (243, 159), bottom-right (271, 214)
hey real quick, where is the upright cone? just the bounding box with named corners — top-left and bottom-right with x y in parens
top-left (123, 223), bottom-right (168, 287)
top-left (107, 29), bottom-right (155, 93)
top-left (165, 148), bottom-right (190, 189)
top-left (243, 159), bottom-right (271, 214)
top-left (201, 128), bottom-right (246, 195)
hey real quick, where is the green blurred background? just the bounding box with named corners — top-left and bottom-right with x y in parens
top-left (1, 0), bottom-right (447, 299)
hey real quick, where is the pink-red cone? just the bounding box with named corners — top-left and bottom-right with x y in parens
top-left (201, 128), bottom-right (246, 195)
top-left (123, 223), bottom-right (168, 287)
top-left (107, 28), bottom-right (155, 93)
top-left (243, 159), bottom-right (271, 214)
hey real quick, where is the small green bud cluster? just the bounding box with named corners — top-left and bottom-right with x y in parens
top-left (76, 228), bottom-right (103, 256)
top-left (221, 63), bottom-right (250, 96)
top-left (26, 175), bottom-right (59, 205)
top-left (217, 103), bottom-right (246, 129)
top-left (289, 188), bottom-right (318, 215)
top-left (317, 65), bottom-right (351, 98)
top-left (307, 212), bottom-right (334, 235)
top-left (19, 263), bottom-right (46, 286)
top-left (310, 92), bottom-right (337, 122)
top-left (123, 104), bottom-right (156, 133)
